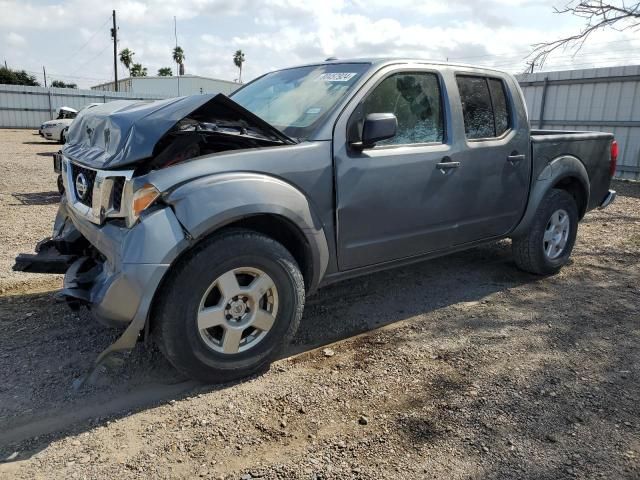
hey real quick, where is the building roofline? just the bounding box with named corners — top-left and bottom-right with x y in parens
top-left (91, 75), bottom-right (237, 89)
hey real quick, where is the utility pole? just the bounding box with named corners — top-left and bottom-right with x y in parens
top-left (111, 10), bottom-right (118, 91)
top-left (525, 60), bottom-right (536, 74)
top-left (42, 66), bottom-right (47, 87)
top-left (174, 16), bottom-right (180, 96)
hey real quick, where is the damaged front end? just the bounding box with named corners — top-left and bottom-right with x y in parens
top-left (13, 93), bottom-right (296, 384)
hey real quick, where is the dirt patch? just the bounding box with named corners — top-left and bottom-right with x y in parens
top-left (0, 129), bottom-right (638, 479)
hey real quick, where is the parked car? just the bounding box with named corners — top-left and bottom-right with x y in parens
top-left (15, 59), bottom-right (617, 383)
top-left (52, 103), bottom-right (103, 193)
top-left (39, 106), bottom-right (78, 143)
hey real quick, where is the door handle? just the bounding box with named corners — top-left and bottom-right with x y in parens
top-left (436, 160), bottom-right (460, 174)
top-left (507, 153), bottom-right (525, 165)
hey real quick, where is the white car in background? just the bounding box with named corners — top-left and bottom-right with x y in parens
top-left (39, 103), bottom-right (103, 143)
top-left (39, 106), bottom-right (78, 143)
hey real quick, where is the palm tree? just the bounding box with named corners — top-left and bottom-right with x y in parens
top-left (172, 46), bottom-right (185, 75)
top-left (130, 63), bottom-right (147, 77)
top-left (233, 50), bottom-right (245, 83)
top-left (119, 48), bottom-right (135, 76)
top-left (158, 67), bottom-right (173, 76)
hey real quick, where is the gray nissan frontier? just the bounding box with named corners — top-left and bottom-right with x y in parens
top-left (15, 58), bottom-right (618, 383)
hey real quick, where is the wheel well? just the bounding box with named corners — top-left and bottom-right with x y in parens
top-left (219, 214), bottom-right (314, 291)
top-left (553, 176), bottom-right (588, 219)
top-left (148, 213), bottom-right (314, 336)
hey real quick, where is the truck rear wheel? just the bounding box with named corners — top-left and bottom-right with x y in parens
top-left (154, 230), bottom-right (305, 383)
top-left (512, 189), bottom-right (579, 275)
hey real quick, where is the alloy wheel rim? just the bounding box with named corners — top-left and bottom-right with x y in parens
top-left (543, 208), bottom-right (570, 259)
top-left (197, 267), bottom-right (278, 354)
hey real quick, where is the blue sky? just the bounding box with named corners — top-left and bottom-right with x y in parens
top-left (1, 0), bottom-right (639, 88)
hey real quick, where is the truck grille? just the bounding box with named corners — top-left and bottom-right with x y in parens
top-left (64, 157), bottom-right (134, 225)
top-left (112, 177), bottom-right (125, 211)
top-left (70, 163), bottom-right (97, 207)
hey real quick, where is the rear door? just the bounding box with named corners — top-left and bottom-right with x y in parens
top-left (449, 73), bottom-right (531, 241)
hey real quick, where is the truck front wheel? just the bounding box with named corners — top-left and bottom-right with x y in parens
top-left (512, 188), bottom-right (579, 275)
top-left (153, 230), bottom-right (305, 383)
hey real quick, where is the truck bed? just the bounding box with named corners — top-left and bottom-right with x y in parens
top-left (530, 129), bottom-right (614, 212)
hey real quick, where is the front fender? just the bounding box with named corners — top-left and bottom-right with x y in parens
top-left (511, 155), bottom-right (590, 237)
top-left (164, 172), bottom-right (329, 290)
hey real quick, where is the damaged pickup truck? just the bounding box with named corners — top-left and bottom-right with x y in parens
top-left (15, 59), bottom-right (618, 383)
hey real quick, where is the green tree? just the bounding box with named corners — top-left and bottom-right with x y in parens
top-left (157, 67), bottom-right (173, 76)
top-left (172, 46), bottom-right (185, 75)
top-left (0, 67), bottom-right (40, 86)
top-left (51, 80), bottom-right (78, 89)
top-left (233, 50), bottom-right (245, 83)
top-left (130, 63), bottom-right (147, 77)
top-left (119, 48), bottom-right (135, 76)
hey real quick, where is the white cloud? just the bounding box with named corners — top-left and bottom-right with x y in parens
top-left (0, 0), bottom-right (638, 88)
top-left (5, 32), bottom-right (27, 48)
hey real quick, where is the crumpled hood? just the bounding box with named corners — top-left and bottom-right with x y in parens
top-left (62, 94), bottom-right (294, 170)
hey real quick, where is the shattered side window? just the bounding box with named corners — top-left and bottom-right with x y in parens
top-left (456, 76), bottom-right (495, 139)
top-left (362, 72), bottom-right (444, 145)
top-left (488, 78), bottom-right (511, 136)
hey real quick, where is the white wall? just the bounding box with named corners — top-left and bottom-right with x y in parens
top-left (93, 76), bottom-right (238, 97)
top-left (0, 84), bottom-right (163, 128)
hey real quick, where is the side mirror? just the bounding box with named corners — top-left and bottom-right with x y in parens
top-left (352, 113), bottom-right (397, 149)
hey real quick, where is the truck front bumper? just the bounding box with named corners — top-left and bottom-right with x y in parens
top-left (598, 189), bottom-right (616, 209)
top-left (14, 198), bottom-right (189, 327)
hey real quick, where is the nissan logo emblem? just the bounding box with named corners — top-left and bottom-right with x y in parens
top-left (75, 173), bottom-right (89, 200)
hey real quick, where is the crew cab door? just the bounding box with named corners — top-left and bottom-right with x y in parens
top-left (448, 72), bottom-right (531, 243)
top-left (333, 67), bottom-right (463, 270)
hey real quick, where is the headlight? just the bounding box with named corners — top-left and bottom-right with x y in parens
top-left (124, 183), bottom-right (160, 227)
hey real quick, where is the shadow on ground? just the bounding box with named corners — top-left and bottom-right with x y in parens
top-left (22, 141), bottom-right (56, 145)
top-left (11, 191), bottom-right (60, 206)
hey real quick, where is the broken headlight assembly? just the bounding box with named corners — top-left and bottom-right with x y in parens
top-left (123, 181), bottom-right (161, 228)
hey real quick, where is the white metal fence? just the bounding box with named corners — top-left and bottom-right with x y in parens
top-left (0, 84), bottom-right (164, 129)
top-left (517, 65), bottom-right (640, 181)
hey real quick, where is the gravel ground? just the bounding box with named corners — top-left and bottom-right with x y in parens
top-left (0, 130), bottom-right (62, 293)
top-left (0, 129), bottom-right (639, 479)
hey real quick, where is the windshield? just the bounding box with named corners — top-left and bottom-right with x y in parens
top-left (230, 63), bottom-right (370, 139)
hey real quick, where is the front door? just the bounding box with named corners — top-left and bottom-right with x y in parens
top-left (334, 69), bottom-right (463, 270)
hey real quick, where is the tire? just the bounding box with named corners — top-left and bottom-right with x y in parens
top-left (154, 229), bottom-right (305, 383)
top-left (59, 130), bottom-right (66, 144)
top-left (512, 188), bottom-right (579, 275)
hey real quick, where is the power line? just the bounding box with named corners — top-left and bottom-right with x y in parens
top-left (22, 69), bottom-right (111, 82)
top-left (59, 15), bottom-right (111, 66)
top-left (69, 42), bottom-right (113, 78)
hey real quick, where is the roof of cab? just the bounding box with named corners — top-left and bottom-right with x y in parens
top-left (280, 57), bottom-right (509, 75)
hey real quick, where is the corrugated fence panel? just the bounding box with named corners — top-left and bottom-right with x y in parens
top-left (518, 65), bottom-right (640, 180)
top-left (0, 84), bottom-right (165, 129)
